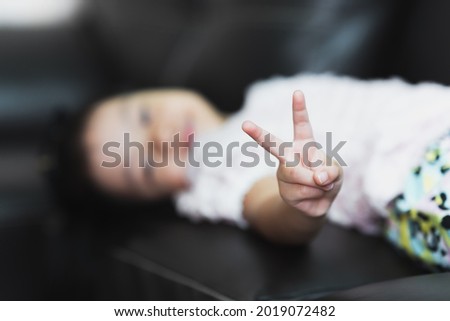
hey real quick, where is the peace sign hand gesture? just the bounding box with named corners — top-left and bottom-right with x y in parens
top-left (242, 91), bottom-right (343, 217)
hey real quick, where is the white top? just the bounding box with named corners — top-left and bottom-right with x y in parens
top-left (174, 73), bottom-right (450, 234)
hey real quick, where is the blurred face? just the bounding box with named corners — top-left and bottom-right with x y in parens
top-left (82, 89), bottom-right (224, 200)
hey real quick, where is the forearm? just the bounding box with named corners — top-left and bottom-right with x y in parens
top-left (243, 176), bottom-right (327, 244)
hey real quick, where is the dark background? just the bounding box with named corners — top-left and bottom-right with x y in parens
top-left (1, 0), bottom-right (450, 300)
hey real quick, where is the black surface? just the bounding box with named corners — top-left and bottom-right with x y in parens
top-left (96, 212), bottom-right (425, 300)
top-left (322, 272), bottom-right (450, 300)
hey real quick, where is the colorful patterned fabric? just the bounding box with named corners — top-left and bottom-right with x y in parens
top-left (385, 131), bottom-right (450, 270)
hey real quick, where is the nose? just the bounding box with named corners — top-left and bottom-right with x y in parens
top-left (151, 114), bottom-right (175, 150)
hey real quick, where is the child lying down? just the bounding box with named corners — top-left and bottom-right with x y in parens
top-left (50, 73), bottom-right (450, 270)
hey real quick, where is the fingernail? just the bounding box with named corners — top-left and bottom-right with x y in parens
top-left (324, 183), bottom-right (335, 191)
top-left (294, 90), bottom-right (303, 98)
top-left (317, 171), bottom-right (328, 185)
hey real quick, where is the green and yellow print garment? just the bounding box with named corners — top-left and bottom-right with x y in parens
top-left (385, 131), bottom-right (450, 270)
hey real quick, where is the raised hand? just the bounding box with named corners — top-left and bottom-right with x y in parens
top-left (242, 90), bottom-right (342, 217)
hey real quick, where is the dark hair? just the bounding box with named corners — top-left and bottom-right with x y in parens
top-left (40, 106), bottom-right (110, 215)
top-left (40, 104), bottom-right (172, 218)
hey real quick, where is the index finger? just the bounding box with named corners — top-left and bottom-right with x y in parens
top-left (292, 90), bottom-right (315, 142)
top-left (242, 120), bottom-right (285, 161)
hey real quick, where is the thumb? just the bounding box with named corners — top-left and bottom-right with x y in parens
top-left (313, 160), bottom-right (341, 188)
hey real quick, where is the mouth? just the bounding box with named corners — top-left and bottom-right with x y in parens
top-left (181, 120), bottom-right (195, 147)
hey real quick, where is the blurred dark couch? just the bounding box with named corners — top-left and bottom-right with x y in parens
top-left (1, 0), bottom-right (450, 300)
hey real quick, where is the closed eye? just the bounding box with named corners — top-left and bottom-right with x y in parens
top-left (140, 108), bottom-right (151, 126)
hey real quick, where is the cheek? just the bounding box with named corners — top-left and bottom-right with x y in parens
top-left (153, 163), bottom-right (188, 192)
